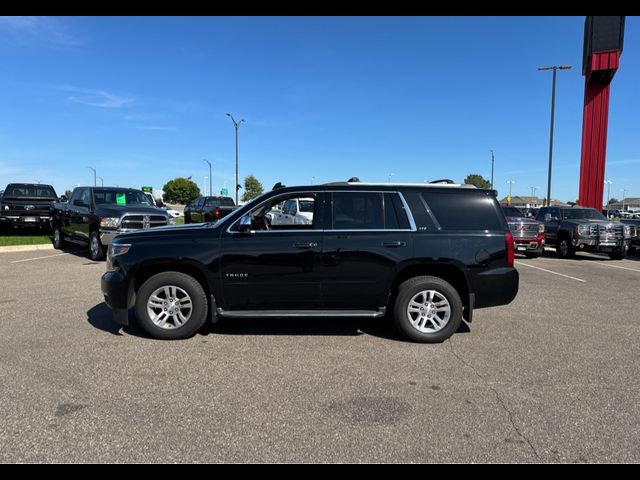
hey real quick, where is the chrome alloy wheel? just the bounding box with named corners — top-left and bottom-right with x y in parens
top-left (90, 235), bottom-right (100, 258)
top-left (146, 285), bottom-right (193, 329)
top-left (406, 290), bottom-right (451, 333)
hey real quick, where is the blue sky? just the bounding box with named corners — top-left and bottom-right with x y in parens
top-left (0, 16), bottom-right (638, 202)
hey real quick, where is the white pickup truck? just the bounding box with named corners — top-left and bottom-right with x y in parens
top-left (268, 197), bottom-right (315, 225)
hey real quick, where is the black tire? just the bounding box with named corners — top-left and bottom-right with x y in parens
top-left (556, 237), bottom-right (575, 259)
top-left (608, 251), bottom-right (626, 260)
top-left (135, 271), bottom-right (208, 340)
top-left (89, 230), bottom-right (106, 261)
top-left (393, 276), bottom-right (463, 343)
top-left (52, 224), bottom-right (65, 249)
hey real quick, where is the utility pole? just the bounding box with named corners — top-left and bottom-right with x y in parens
top-left (538, 65), bottom-right (572, 208)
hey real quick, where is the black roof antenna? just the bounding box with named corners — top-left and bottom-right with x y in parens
top-left (429, 179), bottom-right (455, 184)
top-left (347, 177), bottom-right (360, 183)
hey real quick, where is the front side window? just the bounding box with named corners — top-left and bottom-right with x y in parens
top-left (238, 193), bottom-right (318, 231)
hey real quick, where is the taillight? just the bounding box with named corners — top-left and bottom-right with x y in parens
top-left (213, 207), bottom-right (221, 219)
top-left (505, 231), bottom-right (514, 267)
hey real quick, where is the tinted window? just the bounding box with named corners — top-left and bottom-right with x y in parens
top-left (205, 198), bottom-right (221, 207)
top-left (388, 193), bottom-right (411, 229)
top-left (5, 184), bottom-right (57, 198)
top-left (332, 192), bottom-right (384, 230)
top-left (502, 206), bottom-right (524, 218)
top-left (561, 208), bottom-right (606, 221)
top-left (421, 191), bottom-right (503, 231)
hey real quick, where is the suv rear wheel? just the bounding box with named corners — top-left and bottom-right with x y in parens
top-left (394, 276), bottom-right (463, 343)
top-left (135, 272), bottom-right (208, 340)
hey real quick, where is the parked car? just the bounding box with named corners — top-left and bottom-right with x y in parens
top-left (536, 206), bottom-right (631, 259)
top-left (101, 180), bottom-right (519, 343)
top-left (268, 197), bottom-right (315, 226)
top-left (0, 183), bottom-right (58, 233)
top-left (184, 196), bottom-right (238, 223)
top-left (620, 219), bottom-right (640, 254)
top-left (501, 206), bottom-right (545, 258)
top-left (50, 186), bottom-right (173, 261)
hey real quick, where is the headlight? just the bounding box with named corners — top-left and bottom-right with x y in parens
top-left (577, 225), bottom-right (590, 236)
top-left (538, 224), bottom-right (545, 234)
top-left (108, 243), bottom-right (131, 257)
top-left (100, 217), bottom-right (120, 228)
top-left (624, 225), bottom-right (632, 239)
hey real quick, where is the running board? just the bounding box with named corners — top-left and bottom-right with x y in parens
top-left (217, 308), bottom-right (385, 319)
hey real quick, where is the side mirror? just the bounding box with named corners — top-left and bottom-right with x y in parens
top-left (59, 195), bottom-right (68, 202)
top-left (237, 215), bottom-right (253, 233)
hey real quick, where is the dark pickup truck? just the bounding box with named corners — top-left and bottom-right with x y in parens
top-left (184, 196), bottom-right (238, 224)
top-left (51, 186), bottom-right (172, 261)
top-left (101, 180), bottom-right (519, 343)
top-left (536, 206), bottom-right (632, 260)
top-left (0, 183), bottom-right (58, 233)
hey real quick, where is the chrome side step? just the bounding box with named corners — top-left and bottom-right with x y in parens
top-left (217, 308), bottom-right (385, 319)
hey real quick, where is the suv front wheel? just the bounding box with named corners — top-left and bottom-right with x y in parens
top-left (394, 276), bottom-right (463, 343)
top-left (135, 272), bottom-right (208, 340)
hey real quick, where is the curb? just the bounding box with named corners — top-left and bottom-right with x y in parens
top-left (0, 244), bottom-right (55, 253)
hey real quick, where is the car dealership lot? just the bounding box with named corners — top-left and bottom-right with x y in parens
top-left (1, 250), bottom-right (639, 463)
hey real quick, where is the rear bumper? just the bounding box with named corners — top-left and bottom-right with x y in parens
top-left (101, 271), bottom-right (135, 326)
top-left (471, 267), bottom-right (519, 309)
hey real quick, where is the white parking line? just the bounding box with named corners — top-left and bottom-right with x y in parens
top-left (515, 261), bottom-right (586, 283)
top-left (10, 253), bottom-right (69, 264)
top-left (589, 262), bottom-right (640, 274)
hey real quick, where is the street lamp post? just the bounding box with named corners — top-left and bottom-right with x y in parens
top-left (86, 166), bottom-right (96, 186)
top-left (622, 188), bottom-right (629, 213)
top-left (538, 65), bottom-right (572, 208)
top-left (604, 180), bottom-right (613, 216)
top-left (98, 176), bottom-right (104, 187)
top-left (203, 159), bottom-right (212, 196)
top-left (226, 113), bottom-right (245, 205)
top-left (388, 173), bottom-right (395, 183)
top-left (490, 150), bottom-right (495, 190)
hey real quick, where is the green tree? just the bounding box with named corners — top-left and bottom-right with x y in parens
top-left (64, 190), bottom-right (72, 198)
top-left (242, 175), bottom-right (264, 202)
top-left (162, 177), bottom-right (200, 205)
top-left (608, 197), bottom-right (619, 205)
top-left (463, 174), bottom-right (491, 189)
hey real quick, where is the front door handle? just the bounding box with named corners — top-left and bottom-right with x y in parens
top-left (383, 241), bottom-right (405, 248)
top-left (294, 242), bottom-right (318, 249)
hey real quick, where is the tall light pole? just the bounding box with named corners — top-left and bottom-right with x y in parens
top-left (388, 172), bottom-right (395, 183)
top-left (98, 176), bottom-right (104, 187)
top-left (86, 166), bottom-right (96, 186)
top-left (203, 159), bottom-right (212, 196)
top-left (622, 188), bottom-right (629, 212)
top-left (226, 113), bottom-right (245, 205)
top-left (507, 180), bottom-right (515, 205)
top-left (538, 65), bottom-right (572, 208)
top-left (490, 150), bottom-right (495, 190)
top-left (530, 186), bottom-right (537, 197)
top-left (604, 180), bottom-right (612, 215)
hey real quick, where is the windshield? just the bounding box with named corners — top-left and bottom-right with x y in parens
top-left (93, 189), bottom-right (153, 206)
top-left (205, 197), bottom-right (235, 207)
top-left (502, 206), bottom-right (524, 218)
top-left (4, 184), bottom-right (57, 198)
top-left (562, 208), bottom-right (607, 221)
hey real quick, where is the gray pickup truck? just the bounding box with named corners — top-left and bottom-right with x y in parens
top-left (536, 206), bottom-right (632, 260)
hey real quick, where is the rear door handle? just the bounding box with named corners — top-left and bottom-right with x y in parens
top-left (383, 241), bottom-right (405, 248)
top-left (294, 242), bottom-right (318, 249)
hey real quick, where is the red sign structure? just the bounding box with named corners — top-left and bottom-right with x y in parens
top-left (579, 16), bottom-right (625, 209)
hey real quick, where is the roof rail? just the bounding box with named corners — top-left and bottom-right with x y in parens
top-left (429, 179), bottom-right (455, 184)
top-left (272, 182), bottom-right (286, 190)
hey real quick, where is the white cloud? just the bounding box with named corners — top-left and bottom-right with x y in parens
top-left (57, 85), bottom-right (134, 109)
top-left (0, 16), bottom-right (84, 48)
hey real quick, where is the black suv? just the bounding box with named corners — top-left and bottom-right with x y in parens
top-left (101, 181), bottom-right (518, 343)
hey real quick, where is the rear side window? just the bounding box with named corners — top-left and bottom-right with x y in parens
top-left (331, 192), bottom-right (410, 230)
top-left (421, 191), bottom-right (503, 231)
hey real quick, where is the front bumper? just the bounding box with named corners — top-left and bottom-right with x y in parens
top-left (1, 215), bottom-right (51, 226)
top-left (573, 236), bottom-right (629, 252)
top-left (100, 229), bottom-right (118, 246)
top-left (101, 271), bottom-right (135, 326)
top-left (513, 238), bottom-right (544, 254)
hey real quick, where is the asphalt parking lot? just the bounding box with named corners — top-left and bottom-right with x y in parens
top-left (1, 248), bottom-right (639, 463)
